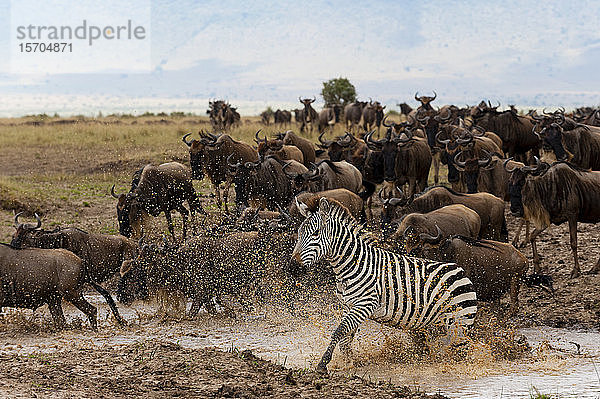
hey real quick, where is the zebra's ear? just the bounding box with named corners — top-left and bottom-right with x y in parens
top-left (295, 196), bottom-right (310, 217)
top-left (318, 197), bottom-right (331, 215)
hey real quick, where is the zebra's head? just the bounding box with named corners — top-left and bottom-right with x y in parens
top-left (291, 197), bottom-right (336, 268)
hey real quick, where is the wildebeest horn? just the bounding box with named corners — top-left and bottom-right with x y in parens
top-left (182, 133), bottom-right (194, 147)
top-left (453, 151), bottom-right (466, 169)
top-left (479, 150), bottom-right (493, 167)
top-left (382, 115), bottom-right (393, 128)
top-left (503, 157), bottom-right (518, 173)
top-left (310, 96), bottom-right (316, 103)
top-left (318, 131), bottom-right (333, 147)
top-left (273, 131), bottom-right (286, 140)
top-left (14, 211), bottom-right (41, 230)
top-left (254, 129), bottom-right (267, 144)
top-left (420, 225), bottom-right (443, 244)
top-left (298, 96), bottom-right (302, 103)
top-left (529, 110), bottom-right (545, 122)
top-left (436, 131), bottom-right (450, 146)
top-left (456, 132), bottom-right (473, 145)
top-left (111, 184), bottom-right (120, 198)
top-left (471, 125), bottom-right (485, 136)
top-left (435, 108), bottom-right (451, 122)
top-left (377, 188), bottom-right (389, 205)
top-left (227, 154), bottom-right (242, 169)
top-left (276, 204), bottom-right (292, 223)
top-left (414, 92), bottom-right (420, 102)
top-left (338, 132), bottom-right (354, 147)
top-left (431, 91), bottom-right (437, 101)
top-left (416, 110), bottom-right (428, 123)
top-left (282, 161), bottom-right (293, 170)
top-left (365, 130), bottom-right (386, 148)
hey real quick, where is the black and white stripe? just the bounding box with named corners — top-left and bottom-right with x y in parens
top-left (292, 197), bottom-right (477, 372)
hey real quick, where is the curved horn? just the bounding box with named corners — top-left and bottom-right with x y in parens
top-left (382, 114), bottom-right (393, 128)
top-left (436, 131), bottom-right (450, 146)
top-left (415, 110), bottom-right (429, 123)
top-left (227, 154), bottom-right (242, 169)
top-left (111, 184), bottom-right (120, 198)
top-left (254, 129), bottom-right (266, 144)
top-left (431, 91), bottom-right (437, 101)
top-left (14, 211), bottom-right (41, 230)
top-left (365, 130), bottom-right (386, 148)
top-left (318, 131), bottom-right (333, 147)
top-left (456, 132), bottom-right (473, 145)
top-left (453, 151), bottom-right (466, 168)
top-left (182, 133), bottom-right (193, 147)
top-left (419, 225), bottom-right (443, 244)
top-left (503, 157), bottom-right (517, 173)
top-left (478, 150), bottom-right (493, 167)
top-left (530, 110), bottom-right (545, 122)
top-left (298, 96), bottom-right (303, 103)
top-left (310, 96), bottom-right (316, 103)
top-left (414, 92), bottom-right (420, 102)
top-left (377, 188), bottom-right (389, 205)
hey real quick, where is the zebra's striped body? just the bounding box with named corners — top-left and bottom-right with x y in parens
top-left (292, 197), bottom-right (477, 372)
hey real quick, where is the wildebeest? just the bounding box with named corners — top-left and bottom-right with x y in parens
top-left (112, 162), bottom-right (205, 240)
top-left (365, 129), bottom-right (432, 199)
top-left (183, 132), bottom-right (258, 213)
top-left (419, 235), bottom-right (528, 315)
top-left (389, 204), bottom-right (481, 254)
top-left (207, 100), bottom-right (240, 130)
top-left (274, 109), bottom-right (292, 127)
top-left (285, 160), bottom-right (363, 195)
top-left (470, 105), bottom-right (539, 160)
top-left (380, 186), bottom-right (507, 242)
top-left (344, 101), bottom-right (368, 133)
top-left (507, 160), bottom-right (600, 278)
top-left (397, 102), bottom-right (413, 117)
top-left (11, 214), bottom-right (138, 325)
top-left (362, 100), bottom-right (386, 133)
top-left (228, 155), bottom-right (294, 212)
top-left (260, 109), bottom-right (273, 125)
top-left (0, 243), bottom-right (97, 330)
top-left (273, 130), bottom-right (316, 166)
top-left (318, 105), bottom-right (342, 133)
top-left (536, 122), bottom-right (600, 170)
top-left (414, 91), bottom-right (437, 110)
top-left (299, 97), bottom-right (318, 133)
top-left (255, 130), bottom-right (304, 164)
top-left (287, 189), bottom-right (366, 223)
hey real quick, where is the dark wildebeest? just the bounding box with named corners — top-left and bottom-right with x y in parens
top-left (365, 129), bottom-right (432, 199)
top-left (414, 91), bottom-right (437, 110)
top-left (255, 130), bottom-right (304, 164)
top-left (362, 100), bottom-right (386, 133)
top-left (285, 160), bottom-right (363, 194)
top-left (274, 109), bottom-right (292, 127)
top-left (260, 109), bottom-right (273, 125)
top-left (344, 101), bottom-right (368, 133)
top-left (389, 204), bottom-right (481, 254)
top-left (318, 105), bottom-right (342, 133)
top-left (112, 162), bottom-right (205, 241)
top-left (299, 97), bottom-right (318, 134)
top-left (11, 214), bottom-right (138, 325)
top-left (419, 234), bottom-right (528, 315)
top-left (228, 155), bottom-right (294, 212)
top-left (397, 103), bottom-right (413, 118)
top-left (507, 160), bottom-right (600, 278)
top-left (380, 185), bottom-right (507, 242)
top-left (183, 132), bottom-right (258, 213)
top-left (273, 130), bottom-right (316, 166)
top-left (0, 243), bottom-right (97, 330)
top-left (535, 122), bottom-right (600, 170)
top-left (470, 105), bottom-right (539, 160)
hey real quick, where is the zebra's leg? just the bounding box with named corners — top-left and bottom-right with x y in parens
top-left (338, 327), bottom-right (357, 361)
top-left (317, 300), bottom-right (376, 373)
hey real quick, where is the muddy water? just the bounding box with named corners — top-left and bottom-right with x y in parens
top-left (1, 294), bottom-right (599, 398)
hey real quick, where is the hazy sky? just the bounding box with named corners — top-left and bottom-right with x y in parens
top-left (1, 0), bottom-right (600, 116)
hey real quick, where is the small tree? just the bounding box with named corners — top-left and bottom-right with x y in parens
top-left (321, 77), bottom-right (356, 107)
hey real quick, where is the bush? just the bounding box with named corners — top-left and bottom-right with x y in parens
top-left (321, 77), bottom-right (356, 107)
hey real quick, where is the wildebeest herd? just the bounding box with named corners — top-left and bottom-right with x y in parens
top-left (3, 95), bottom-right (600, 372)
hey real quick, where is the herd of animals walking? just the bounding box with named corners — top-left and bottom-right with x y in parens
top-left (3, 93), bottom-right (600, 372)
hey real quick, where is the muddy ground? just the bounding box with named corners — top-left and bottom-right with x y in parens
top-left (1, 118), bottom-right (599, 397)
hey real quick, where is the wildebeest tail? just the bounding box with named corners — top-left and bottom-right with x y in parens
top-left (89, 280), bottom-right (127, 325)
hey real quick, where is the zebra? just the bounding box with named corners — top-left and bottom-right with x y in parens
top-left (291, 196), bottom-right (478, 373)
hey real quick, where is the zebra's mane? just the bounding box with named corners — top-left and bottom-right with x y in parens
top-left (323, 199), bottom-right (377, 245)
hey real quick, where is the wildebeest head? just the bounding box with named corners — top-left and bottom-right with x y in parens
top-left (377, 188), bottom-right (411, 237)
top-left (538, 123), bottom-right (572, 163)
top-left (402, 224), bottom-right (443, 256)
top-left (117, 241), bottom-right (155, 304)
top-left (436, 125), bottom-right (473, 183)
top-left (453, 149), bottom-right (493, 193)
top-left (318, 131), bottom-right (351, 161)
top-left (10, 212), bottom-right (42, 248)
top-left (182, 131), bottom-right (221, 180)
top-left (111, 185), bottom-right (144, 238)
top-left (506, 158), bottom-right (547, 217)
top-left (414, 91), bottom-right (437, 110)
top-left (284, 164), bottom-right (322, 193)
top-left (254, 130), bottom-right (284, 158)
top-left (299, 96), bottom-right (317, 122)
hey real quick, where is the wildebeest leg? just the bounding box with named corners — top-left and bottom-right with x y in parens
top-left (529, 227), bottom-right (546, 274)
top-left (512, 219), bottom-right (529, 248)
top-left (568, 218), bottom-right (581, 278)
top-left (176, 204), bottom-right (190, 240)
top-left (222, 177), bottom-right (233, 214)
top-left (47, 295), bottom-right (66, 330)
top-left (89, 281), bottom-right (126, 326)
top-left (164, 211), bottom-right (176, 241)
top-left (64, 292), bottom-right (98, 331)
top-left (214, 182), bottom-right (222, 210)
top-left (433, 152), bottom-right (440, 184)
